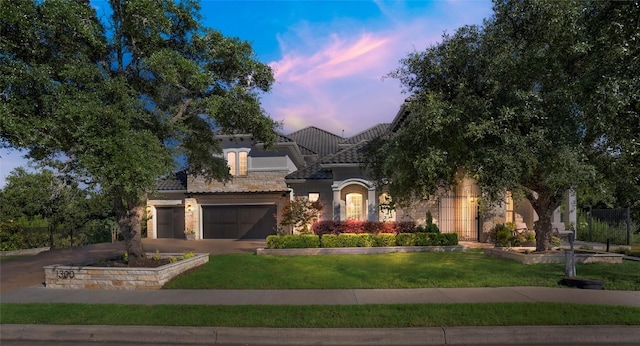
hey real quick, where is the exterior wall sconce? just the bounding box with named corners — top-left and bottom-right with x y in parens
top-left (146, 206), bottom-right (152, 216)
top-left (187, 204), bottom-right (193, 212)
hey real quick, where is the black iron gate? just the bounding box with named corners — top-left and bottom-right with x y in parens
top-left (439, 196), bottom-right (480, 241)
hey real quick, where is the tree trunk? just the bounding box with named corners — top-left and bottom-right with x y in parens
top-left (528, 189), bottom-right (561, 252)
top-left (533, 209), bottom-right (554, 251)
top-left (114, 198), bottom-right (146, 258)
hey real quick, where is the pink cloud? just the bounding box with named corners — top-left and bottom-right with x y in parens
top-left (265, 21), bottom-right (440, 137)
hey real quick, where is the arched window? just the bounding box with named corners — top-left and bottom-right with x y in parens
top-left (346, 193), bottom-right (363, 220)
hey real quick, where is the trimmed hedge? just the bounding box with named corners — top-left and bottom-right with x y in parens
top-left (266, 234), bottom-right (319, 249)
top-left (396, 232), bottom-right (458, 246)
top-left (374, 233), bottom-right (396, 247)
top-left (268, 232), bottom-right (458, 249)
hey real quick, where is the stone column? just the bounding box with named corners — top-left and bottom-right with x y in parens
top-left (184, 197), bottom-right (198, 239)
top-left (367, 188), bottom-right (377, 221)
top-left (564, 190), bottom-right (577, 230)
top-left (332, 188), bottom-right (341, 221)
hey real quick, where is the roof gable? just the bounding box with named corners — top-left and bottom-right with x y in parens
top-left (341, 123), bottom-right (390, 146)
top-left (287, 126), bottom-right (342, 158)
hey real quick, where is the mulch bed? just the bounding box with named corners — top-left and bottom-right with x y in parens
top-left (86, 257), bottom-right (170, 268)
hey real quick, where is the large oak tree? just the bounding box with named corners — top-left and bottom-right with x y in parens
top-left (365, 0), bottom-right (639, 251)
top-left (1, 0), bottom-right (279, 257)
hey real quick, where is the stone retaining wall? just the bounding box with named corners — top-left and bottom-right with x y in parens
top-left (44, 253), bottom-right (209, 290)
top-left (257, 246), bottom-right (467, 256)
top-left (484, 248), bottom-right (625, 264)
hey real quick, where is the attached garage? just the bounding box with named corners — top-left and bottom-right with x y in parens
top-left (156, 206), bottom-right (185, 239)
top-left (202, 205), bottom-right (277, 239)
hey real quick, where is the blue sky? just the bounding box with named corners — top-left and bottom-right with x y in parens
top-left (0, 0), bottom-right (493, 187)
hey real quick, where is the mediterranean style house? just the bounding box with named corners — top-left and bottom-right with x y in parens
top-left (146, 103), bottom-right (576, 242)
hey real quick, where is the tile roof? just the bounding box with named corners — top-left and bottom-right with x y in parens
top-left (341, 123), bottom-right (390, 145)
top-left (287, 126), bottom-right (342, 158)
top-left (157, 171), bottom-right (187, 191)
top-left (285, 162), bottom-right (333, 181)
top-left (321, 141), bottom-right (369, 165)
top-left (277, 133), bottom-right (316, 155)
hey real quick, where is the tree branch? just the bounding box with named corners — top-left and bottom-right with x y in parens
top-left (172, 98), bottom-right (193, 122)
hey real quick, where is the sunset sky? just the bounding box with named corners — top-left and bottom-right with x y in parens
top-left (0, 0), bottom-right (493, 187)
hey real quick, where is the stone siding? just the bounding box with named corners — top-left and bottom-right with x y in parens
top-left (44, 253), bottom-right (209, 290)
top-left (188, 171), bottom-right (289, 193)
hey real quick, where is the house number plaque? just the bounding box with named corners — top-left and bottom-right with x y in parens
top-left (56, 270), bottom-right (75, 279)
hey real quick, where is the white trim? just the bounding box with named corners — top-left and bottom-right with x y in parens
top-left (148, 200), bottom-right (182, 206)
top-left (332, 178), bottom-right (374, 191)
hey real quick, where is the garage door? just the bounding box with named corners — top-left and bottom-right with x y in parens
top-left (156, 207), bottom-right (185, 238)
top-left (202, 205), bottom-right (277, 239)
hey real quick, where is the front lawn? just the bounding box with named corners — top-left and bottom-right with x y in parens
top-left (164, 250), bottom-right (640, 290)
top-left (2, 303), bottom-right (640, 327)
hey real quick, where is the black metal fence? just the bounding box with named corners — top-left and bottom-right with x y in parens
top-left (576, 208), bottom-right (638, 245)
top-left (1, 224), bottom-right (118, 251)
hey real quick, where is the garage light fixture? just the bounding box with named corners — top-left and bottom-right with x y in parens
top-left (186, 204), bottom-right (193, 212)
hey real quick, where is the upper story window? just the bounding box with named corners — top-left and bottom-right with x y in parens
top-left (226, 150), bottom-right (248, 176)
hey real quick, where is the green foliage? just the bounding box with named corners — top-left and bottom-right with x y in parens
top-left (334, 233), bottom-right (375, 248)
top-left (275, 232), bottom-right (457, 248)
top-left (576, 210), bottom-right (638, 245)
top-left (0, 168), bottom-right (116, 249)
top-left (0, 0), bottom-right (278, 256)
top-left (266, 235), bottom-right (320, 249)
top-left (373, 233), bottom-right (397, 247)
top-left (364, 1), bottom-right (640, 251)
top-left (183, 251), bottom-right (195, 259)
top-left (489, 224), bottom-right (516, 247)
top-left (395, 233), bottom-right (415, 246)
top-left (397, 233), bottom-right (458, 246)
top-left (279, 197), bottom-right (324, 234)
top-left (319, 234), bottom-right (338, 248)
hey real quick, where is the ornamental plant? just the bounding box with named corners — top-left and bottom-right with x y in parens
top-left (280, 197), bottom-right (324, 234)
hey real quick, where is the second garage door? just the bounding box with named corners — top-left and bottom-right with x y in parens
top-left (202, 205), bottom-right (277, 239)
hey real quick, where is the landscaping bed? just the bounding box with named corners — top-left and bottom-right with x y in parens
top-left (44, 252), bottom-right (209, 290)
top-left (257, 245), bottom-right (466, 256)
top-left (265, 232), bottom-right (459, 249)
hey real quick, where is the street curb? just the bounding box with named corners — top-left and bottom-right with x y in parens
top-left (2, 324), bottom-right (640, 345)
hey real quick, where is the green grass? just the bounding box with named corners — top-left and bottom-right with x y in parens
top-left (163, 250), bottom-right (640, 290)
top-left (2, 303), bottom-right (639, 327)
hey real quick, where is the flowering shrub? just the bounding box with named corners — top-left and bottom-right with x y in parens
top-left (312, 220), bottom-right (417, 235)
